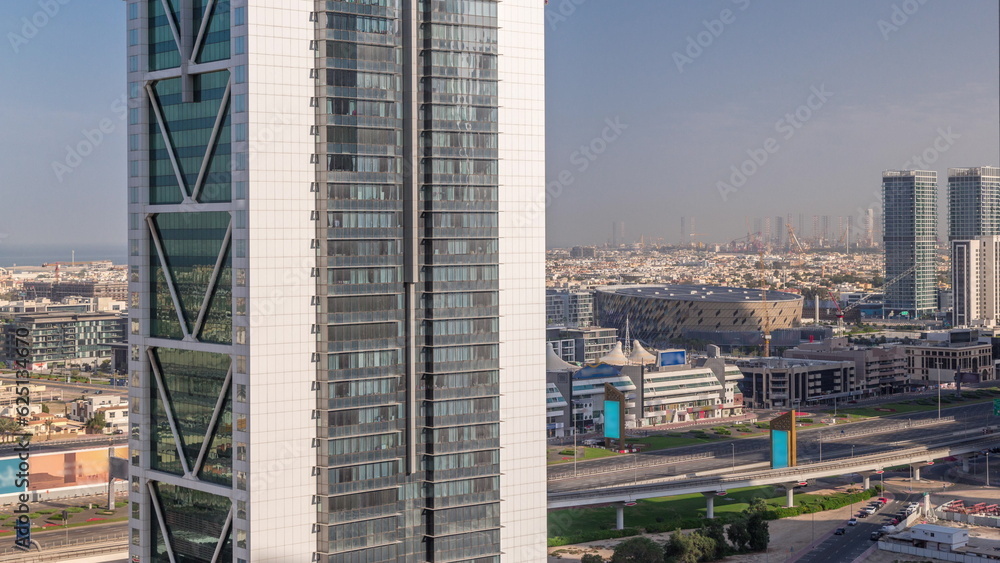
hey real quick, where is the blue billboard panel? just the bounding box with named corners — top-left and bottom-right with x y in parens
top-left (658, 350), bottom-right (687, 367)
top-left (604, 400), bottom-right (621, 440)
top-left (0, 458), bottom-right (26, 495)
top-left (771, 430), bottom-right (789, 469)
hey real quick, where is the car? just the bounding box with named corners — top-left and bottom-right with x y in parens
top-left (857, 511), bottom-right (868, 518)
top-left (878, 497), bottom-right (889, 503)
top-left (113, 429), bottom-right (124, 434)
top-left (870, 531), bottom-right (883, 541)
top-left (834, 527), bottom-right (847, 535)
top-left (890, 518), bottom-right (899, 525)
top-left (880, 525), bottom-right (893, 533)
top-left (863, 507), bottom-right (876, 514)
top-left (847, 518), bottom-right (858, 526)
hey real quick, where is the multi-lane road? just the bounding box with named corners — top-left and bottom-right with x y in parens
top-left (549, 401), bottom-right (997, 493)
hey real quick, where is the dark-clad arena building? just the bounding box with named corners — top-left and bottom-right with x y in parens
top-left (595, 285), bottom-right (805, 348)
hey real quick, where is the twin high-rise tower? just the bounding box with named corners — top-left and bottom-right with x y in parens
top-left (881, 167), bottom-right (1000, 324)
top-left (127, 1), bottom-right (547, 561)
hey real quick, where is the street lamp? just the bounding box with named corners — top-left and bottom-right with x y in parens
top-left (851, 444), bottom-right (856, 459)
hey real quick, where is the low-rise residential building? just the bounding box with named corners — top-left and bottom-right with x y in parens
top-left (69, 395), bottom-right (129, 432)
top-left (546, 326), bottom-right (618, 364)
top-left (2, 311), bottom-right (127, 367)
top-left (546, 289), bottom-right (594, 328)
top-left (737, 357), bottom-right (857, 409)
top-left (784, 337), bottom-right (909, 396)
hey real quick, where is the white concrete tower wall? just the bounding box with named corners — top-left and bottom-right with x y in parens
top-left (498, 0), bottom-right (548, 559)
top-left (241, 2), bottom-right (316, 560)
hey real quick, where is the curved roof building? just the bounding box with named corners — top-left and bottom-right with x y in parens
top-left (595, 284), bottom-right (803, 348)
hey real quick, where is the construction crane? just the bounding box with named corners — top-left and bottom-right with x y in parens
top-left (827, 263), bottom-right (918, 326)
top-left (841, 264), bottom-right (917, 316)
top-left (786, 224), bottom-right (806, 254)
top-left (759, 252), bottom-right (772, 357)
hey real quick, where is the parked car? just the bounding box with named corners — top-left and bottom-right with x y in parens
top-left (880, 525), bottom-right (893, 533)
top-left (877, 497), bottom-right (889, 503)
top-left (870, 531), bottom-right (883, 541)
top-left (847, 518), bottom-right (858, 526)
top-left (857, 511), bottom-right (868, 518)
top-left (889, 518), bottom-right (899, 525)
top-left (834, 527), bottom-right (847, 535)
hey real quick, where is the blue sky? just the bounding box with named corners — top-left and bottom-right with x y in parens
top-left (0, 1), bottom-right (996, 252)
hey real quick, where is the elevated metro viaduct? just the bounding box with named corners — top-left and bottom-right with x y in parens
top-left (548, 436), bottom-right (1000, 530)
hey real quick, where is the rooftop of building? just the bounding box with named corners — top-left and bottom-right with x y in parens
top-left (596, 284), bottom-right (803, 303)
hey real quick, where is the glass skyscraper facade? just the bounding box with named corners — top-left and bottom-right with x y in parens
top-left (882, 170), bottom-right (938, 318)
top-left (948, 167), bottom-right (1000, 242)
top-left (128, 1), bottom-right (546, 561)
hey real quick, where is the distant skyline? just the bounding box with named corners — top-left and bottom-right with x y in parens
top-left (1, 1), bottom-right (997, 251)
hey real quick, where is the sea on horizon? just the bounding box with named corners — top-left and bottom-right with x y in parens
top-left (0, 245), bottom-right (128, 268)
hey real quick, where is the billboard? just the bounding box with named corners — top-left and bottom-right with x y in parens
top-left (658, 350), bottom-right (687, 367)
top-left (0, 446), bottom-right (127, 493)
top-left (771, 431), bottom-right (790, 469)
top-left (603, 382), bottom-right (626, 450)
top-left (769, 410), bottom-right (797, 469)
top-left (605, 401), bottom-right (621, 440)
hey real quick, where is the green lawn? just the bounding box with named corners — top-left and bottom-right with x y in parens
top-left (548, 485), bottom-right (876, 544)
top-left (548, 446), bottom-right (621, 465)
top-left (630, 434), bottom-right (718, 451)
top-left (842, 392), bottom-right (1000, 418)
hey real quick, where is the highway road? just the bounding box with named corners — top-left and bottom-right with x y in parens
top-left (796, 492), bottom-right (918, 563)
top-left (549, 401), bottom-right (996, 493)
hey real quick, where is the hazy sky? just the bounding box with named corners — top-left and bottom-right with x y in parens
top-left (0, 1), bottom-right (996, 253)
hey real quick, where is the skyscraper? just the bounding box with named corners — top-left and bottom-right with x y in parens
top-left (948, 167), bottom-right (1000, 241)
top-left (952, 236), bottom-right (1000, 327)
top-left (127, 1), bottom-right (547, 561)
top-left (882, 170), bottom-right (938, 318)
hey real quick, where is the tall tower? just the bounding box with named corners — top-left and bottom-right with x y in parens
top-left (882, 170), bottom-right (938, 318)
top-left (952, 236), bottom-right (1000, 327)
top-left (612, 220), bottom-right (626, 246)
top-left (126, 1), bottom-right (547, 561)
top-left (865, 208), bottom-right (875, 247)
top-left (948, 167), bottom-right (1000, 241)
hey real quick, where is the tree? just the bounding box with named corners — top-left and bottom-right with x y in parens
top-left (745, 499), bottom-right (770, 552)
top-left (726, 518), bottom-right (750, 552)
top-left (700, 519), bottom-right (729, 559)
top-left (100, 360), bottom-right (111, 373)
top-left (611, 536), bottom-right (664, 563)
top-left (663, 530), bottom-right (694, 562)
top-left (689, 532), bottom-right (718, 562)
top-left (85, 412), bottom-right (106, 434)
top-left (40, 403), bottom-right (49, 413)
top-left (581, 555), bottom-right (605, 563)
top-left (0, 417), bottom-right (20, 444)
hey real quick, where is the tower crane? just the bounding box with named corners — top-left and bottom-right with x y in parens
top-left (786, 224), bottom-right (806, 253)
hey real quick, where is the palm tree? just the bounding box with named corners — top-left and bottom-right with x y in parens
top-left (84, 413), bottom-right (106, 435)
top-left (0, 417), bottom-right (20, 444)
